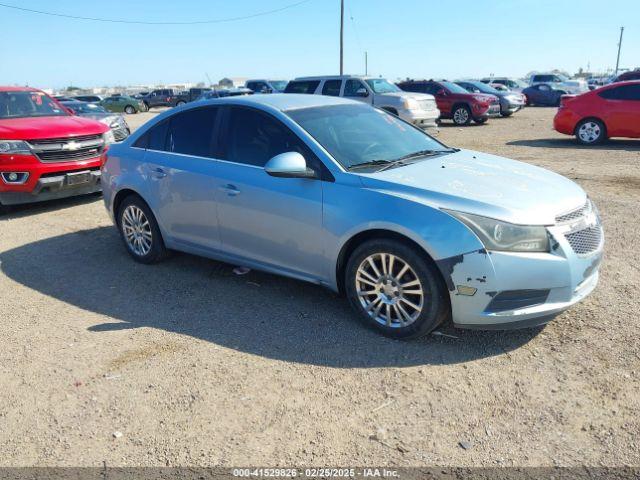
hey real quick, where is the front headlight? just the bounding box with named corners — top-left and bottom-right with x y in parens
top-left (0, 140), bottom-right (31, 155)
top-left (103, 130), bottom-right (116, 145)
top-left (403, 98), bottom-right (420, 110)
top-left (446, 210), bottom-right (550, 252)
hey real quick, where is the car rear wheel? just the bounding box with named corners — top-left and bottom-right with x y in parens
top-left (124, 105), bottom-right (136, 114)
top-left (345, 239), bottom-right (449, 340)
top-left (575, 119), bottom-right (606, 145)
top-left (500, 111), bottom-right (513, 117)
top-left (117, 195), bottom-right (168, 264)
top-left (176, 100), bottom-right (186, 107)
top-left (452, 105), bottom-right (472, 126)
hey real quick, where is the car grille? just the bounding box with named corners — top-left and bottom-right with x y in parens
top-left (565, 226), bottom-right (603, 255)
top-left (556, 202), bottom-right (590, 223)
top-left (28, 134), bottom-right (105, 163)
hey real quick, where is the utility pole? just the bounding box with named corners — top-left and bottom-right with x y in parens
top-left (340, 0), bottom-right (344, 75)
top-left (365, 51), bottom-right (368, 75)
top-left (615, 27), bottom-right (624, 75)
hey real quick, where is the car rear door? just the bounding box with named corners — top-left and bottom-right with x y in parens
top-left (213, 106), bottom-right (325, 279)
top-left (599, 85), bottom-right (640, 137)
top-left (141, 106), bottom-right (223, 251)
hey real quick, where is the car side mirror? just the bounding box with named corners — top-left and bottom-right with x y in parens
top-left (265, 152), bottom-right (317, 179)
top-left (355, 88), bottom-right (369, 97)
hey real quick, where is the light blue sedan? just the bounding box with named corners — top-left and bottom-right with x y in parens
top-left (101, 94), bottom-right (603, 339)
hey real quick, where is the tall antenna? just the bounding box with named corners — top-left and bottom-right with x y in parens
top-left (615, 27), bottom-right (624, 75)
top-left (339, 0), bottom-right (344, 75)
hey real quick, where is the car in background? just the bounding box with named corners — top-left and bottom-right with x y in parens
top-left (60, 100), bottom-right (130, 142)
top-left (455, 80), bottom-right (526, 117)
top-left (522, 84), bottom-right (567, 106)
top-left (480, 77), bottom-right (528, 92)
top-left (613, 69), bottom-right (640, 83)
top-left (174, 88), bottom-right (212, 105)
top-left (245, 79), bottom-right (288, 94)
top-left (554, 81), bottom-right (640, 145)
top-left (74, 95), bottom-right (103, 103)
top-left (397, 80), bottom-right (499, 126)
top-left (141, 89), bottom-right (179, 109)
top-left (529, 73), bottom-right (588, 94)
top-left (100, 95), bottom-right (147, 114)
top-left (0, 87), bottom-right (111, 211)
top-left (285, 75), bottom-right (440, 130)
top-left (53, 95), bottom-right (75, 102)
top-left (132, 92), bottom-right (149, 100)
top-left (195, 88), bottom-right (254, 101)
top-left (101, 94), bottom-right (602, 338)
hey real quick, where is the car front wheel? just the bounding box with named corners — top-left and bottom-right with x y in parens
top-left (452, 105), bottom-right (472, 126)
top-left (124, 105), bottom-right (136, 114)
top-left (575, 119), bottom-right (606, 145)
top-left (345, 239), bottom-right (449, 339)
top-left (117, 195), bottom-right (168, 264)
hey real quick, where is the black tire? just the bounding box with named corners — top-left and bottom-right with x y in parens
top-left (500, 111), bottom-right (513, 117)
top-left (143, 101), bottom-right (150, 111)
top-left (452, 105), bottom-right (472, 126)
top-left (124, 105), bottom-right (136, 115)
top-left (176, 100), bottom-right (186, 107)
top-left (116, 194), bottom-right (168, 264)
top-left (345, 239), bottom-right (450, 340)
top-left (575, 118), bottom-right (607, 145)
top-left (473, 117), bottom-right (488, 124)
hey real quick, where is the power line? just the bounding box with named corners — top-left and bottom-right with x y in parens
top-left (0, 0), bottom-right (314, 25)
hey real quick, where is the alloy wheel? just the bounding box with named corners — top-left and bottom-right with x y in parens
top-left (121, 205), bottom-right (153, 257)
top-left (578, 121), bottom-right (601, 143)
top-left (453, 108), bottom-right (469, 125)
top-left (355, 253), bottom-right (424, 328)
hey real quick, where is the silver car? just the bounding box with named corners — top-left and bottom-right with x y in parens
top-left (101, 95), bottom-right (603, 339)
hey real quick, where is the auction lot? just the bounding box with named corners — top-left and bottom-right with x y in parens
top-left (1, 107), bottom-right (639, 467)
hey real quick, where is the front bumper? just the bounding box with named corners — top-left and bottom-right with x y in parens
top-left (398, 107), bottom-right (441, 130)
top-left (0, 169), bottom-right (101, 205)
top-left (437, 222), bottom-right (603, 330)
top-left (501, 98), bottom-right (526, 114)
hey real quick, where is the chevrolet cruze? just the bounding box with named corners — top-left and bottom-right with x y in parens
top-left (101, 95), bottom-right (603, 339)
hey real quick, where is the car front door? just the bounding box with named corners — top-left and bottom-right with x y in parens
top-left (600, 85), bottom-right (640, 137)
top-left (343, 79), bottom-right (373, 105)
top-left (141, 106), bottom-right (223, 251)
top-left (213, 106), bottom-right (325, 279)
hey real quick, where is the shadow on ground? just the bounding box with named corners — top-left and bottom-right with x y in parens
top-left (507, 138), bottom-right (640, 151)
top-left (0, 227), bottom-right (543, 368)
top-left (0, 193), bottom-right (102, 220)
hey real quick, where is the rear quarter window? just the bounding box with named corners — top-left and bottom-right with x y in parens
top-left (284, 81), bottom-right (321, 94)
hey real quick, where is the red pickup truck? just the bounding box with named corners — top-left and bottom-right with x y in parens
top-left (0, 87), bottom-right (111, 211)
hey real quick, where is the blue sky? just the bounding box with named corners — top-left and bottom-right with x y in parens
top-left (0, 0), bottom-right (637, 89)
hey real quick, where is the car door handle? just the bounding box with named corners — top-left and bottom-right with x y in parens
top-left (151, 167), bottom-right (167, 179)
top-left (220, 184), bottom-right (240, 196)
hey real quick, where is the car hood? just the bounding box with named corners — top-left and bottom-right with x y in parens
top-left (358, 149), bottom-right (586, 225)
top-left (77, 112), bottom-right (120, 123)
top-left (0, 115), bottom-right (108, 140)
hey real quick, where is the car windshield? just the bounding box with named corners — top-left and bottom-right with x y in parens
top-left (466, 82), bottom-right (499, 94)
top-left (365, 79), bottom-right (401, 94)
top-left (441, 81), bottom-right (471, 94)
top-left (67, 102), bottom-right (108, 114)
top-left (0, 91), bottom-right (68, 119)
top-left (269, 81), bottom-right (288, 91)
top-left (286, 103), bottom-right (451, 170)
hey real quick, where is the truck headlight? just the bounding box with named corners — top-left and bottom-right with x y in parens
top-left (0, 140), bottom-right (31, 155)
top-left (446, 210), bottom-right (550, 252)
top-left (103, 130), bottom-right (116, 145)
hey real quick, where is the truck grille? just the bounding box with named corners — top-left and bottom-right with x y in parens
top-left (565, 226), bottom-right (603, 255)
top-left (28, 134), bottom-right (104, 163)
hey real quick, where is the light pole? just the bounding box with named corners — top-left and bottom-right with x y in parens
top-left (615, 27), bottom-right (624, 75)
top-left (340, 0), bottom-right (344, 75)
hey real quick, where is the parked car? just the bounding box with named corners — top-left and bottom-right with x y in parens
top-left (195, 88), bottom-right (254, 101)
top-left (0, 87), bottom-right (111, 210)
top-left (53, 95), bottom-right (75, 102)
top-left (529, 73), bottom-right (588, 94)
top-left (100, 95), bottom-right (146, 114)
top-left (285, 75), bottom-right (440, 130)
top-left (554, 81), bottom-right (640, 145)
top-left (141, 89), bottom-right (178, 109)
top-left (455, 80), bottom-right (526, 117)
top-left (245, 79), bottom-right (288, 94)
top-left (397, 80), bottom-right (500, 125)
top-left (613, 69), bottom-right (640, 83)
top-left (132, 92), bottom-right (149, 100)
top-left (522, 84), bottom-right (567, 106)
top-left (480, 77), bottom-right (528, 92)
top-left (74, 95), bottom-right (103, 103)
top-left (60, 101), bottom-right (130, 142)
top-left (101, 94), bottom-right (602, 338)
top-left (174, 88), bottom-right (212, 105)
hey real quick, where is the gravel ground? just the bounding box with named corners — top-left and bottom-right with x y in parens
top-left (0, 107), bottom-right (638, 468)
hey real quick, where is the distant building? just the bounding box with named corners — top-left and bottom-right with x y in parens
top-left (218, 77), bottom-right (248, 88)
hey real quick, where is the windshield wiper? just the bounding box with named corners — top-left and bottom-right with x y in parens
top-left (348, 160), bottom-right (393, 171)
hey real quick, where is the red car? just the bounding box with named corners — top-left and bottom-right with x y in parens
top-left (397, 80), bottom-right (501, 125)
top-left (0, 87), bottom-right (111, 211)
top-left (553, 81), bottom-right (640, 145)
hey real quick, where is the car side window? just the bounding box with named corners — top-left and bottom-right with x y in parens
top-left (600, 85), bottom-right (640, 101)
top-left (344, 79), bottom-right (366, 97)
top-left (223, 107), bottom-right (311, 168)
top-left (148, 121), bottom-right (169, 150)
top-left (166, 107), bottom-right (219, 157)
top-left (321, 80), bottom-right (342, 96)
top-left (284, 81), bottom-right (320, 94)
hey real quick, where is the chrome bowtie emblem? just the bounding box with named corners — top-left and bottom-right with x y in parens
top-left (63, 141), bottom-right (81, 151)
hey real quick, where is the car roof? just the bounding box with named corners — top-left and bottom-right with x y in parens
top-left (292, 75), bottom-right (378, 81)
top-left (0, 86), bottom-right (42, 92)
top-left (202, 93), bottom-right (357, 111)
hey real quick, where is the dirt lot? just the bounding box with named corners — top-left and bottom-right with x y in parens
top-left (0, 107), bottom-right (639, 468)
